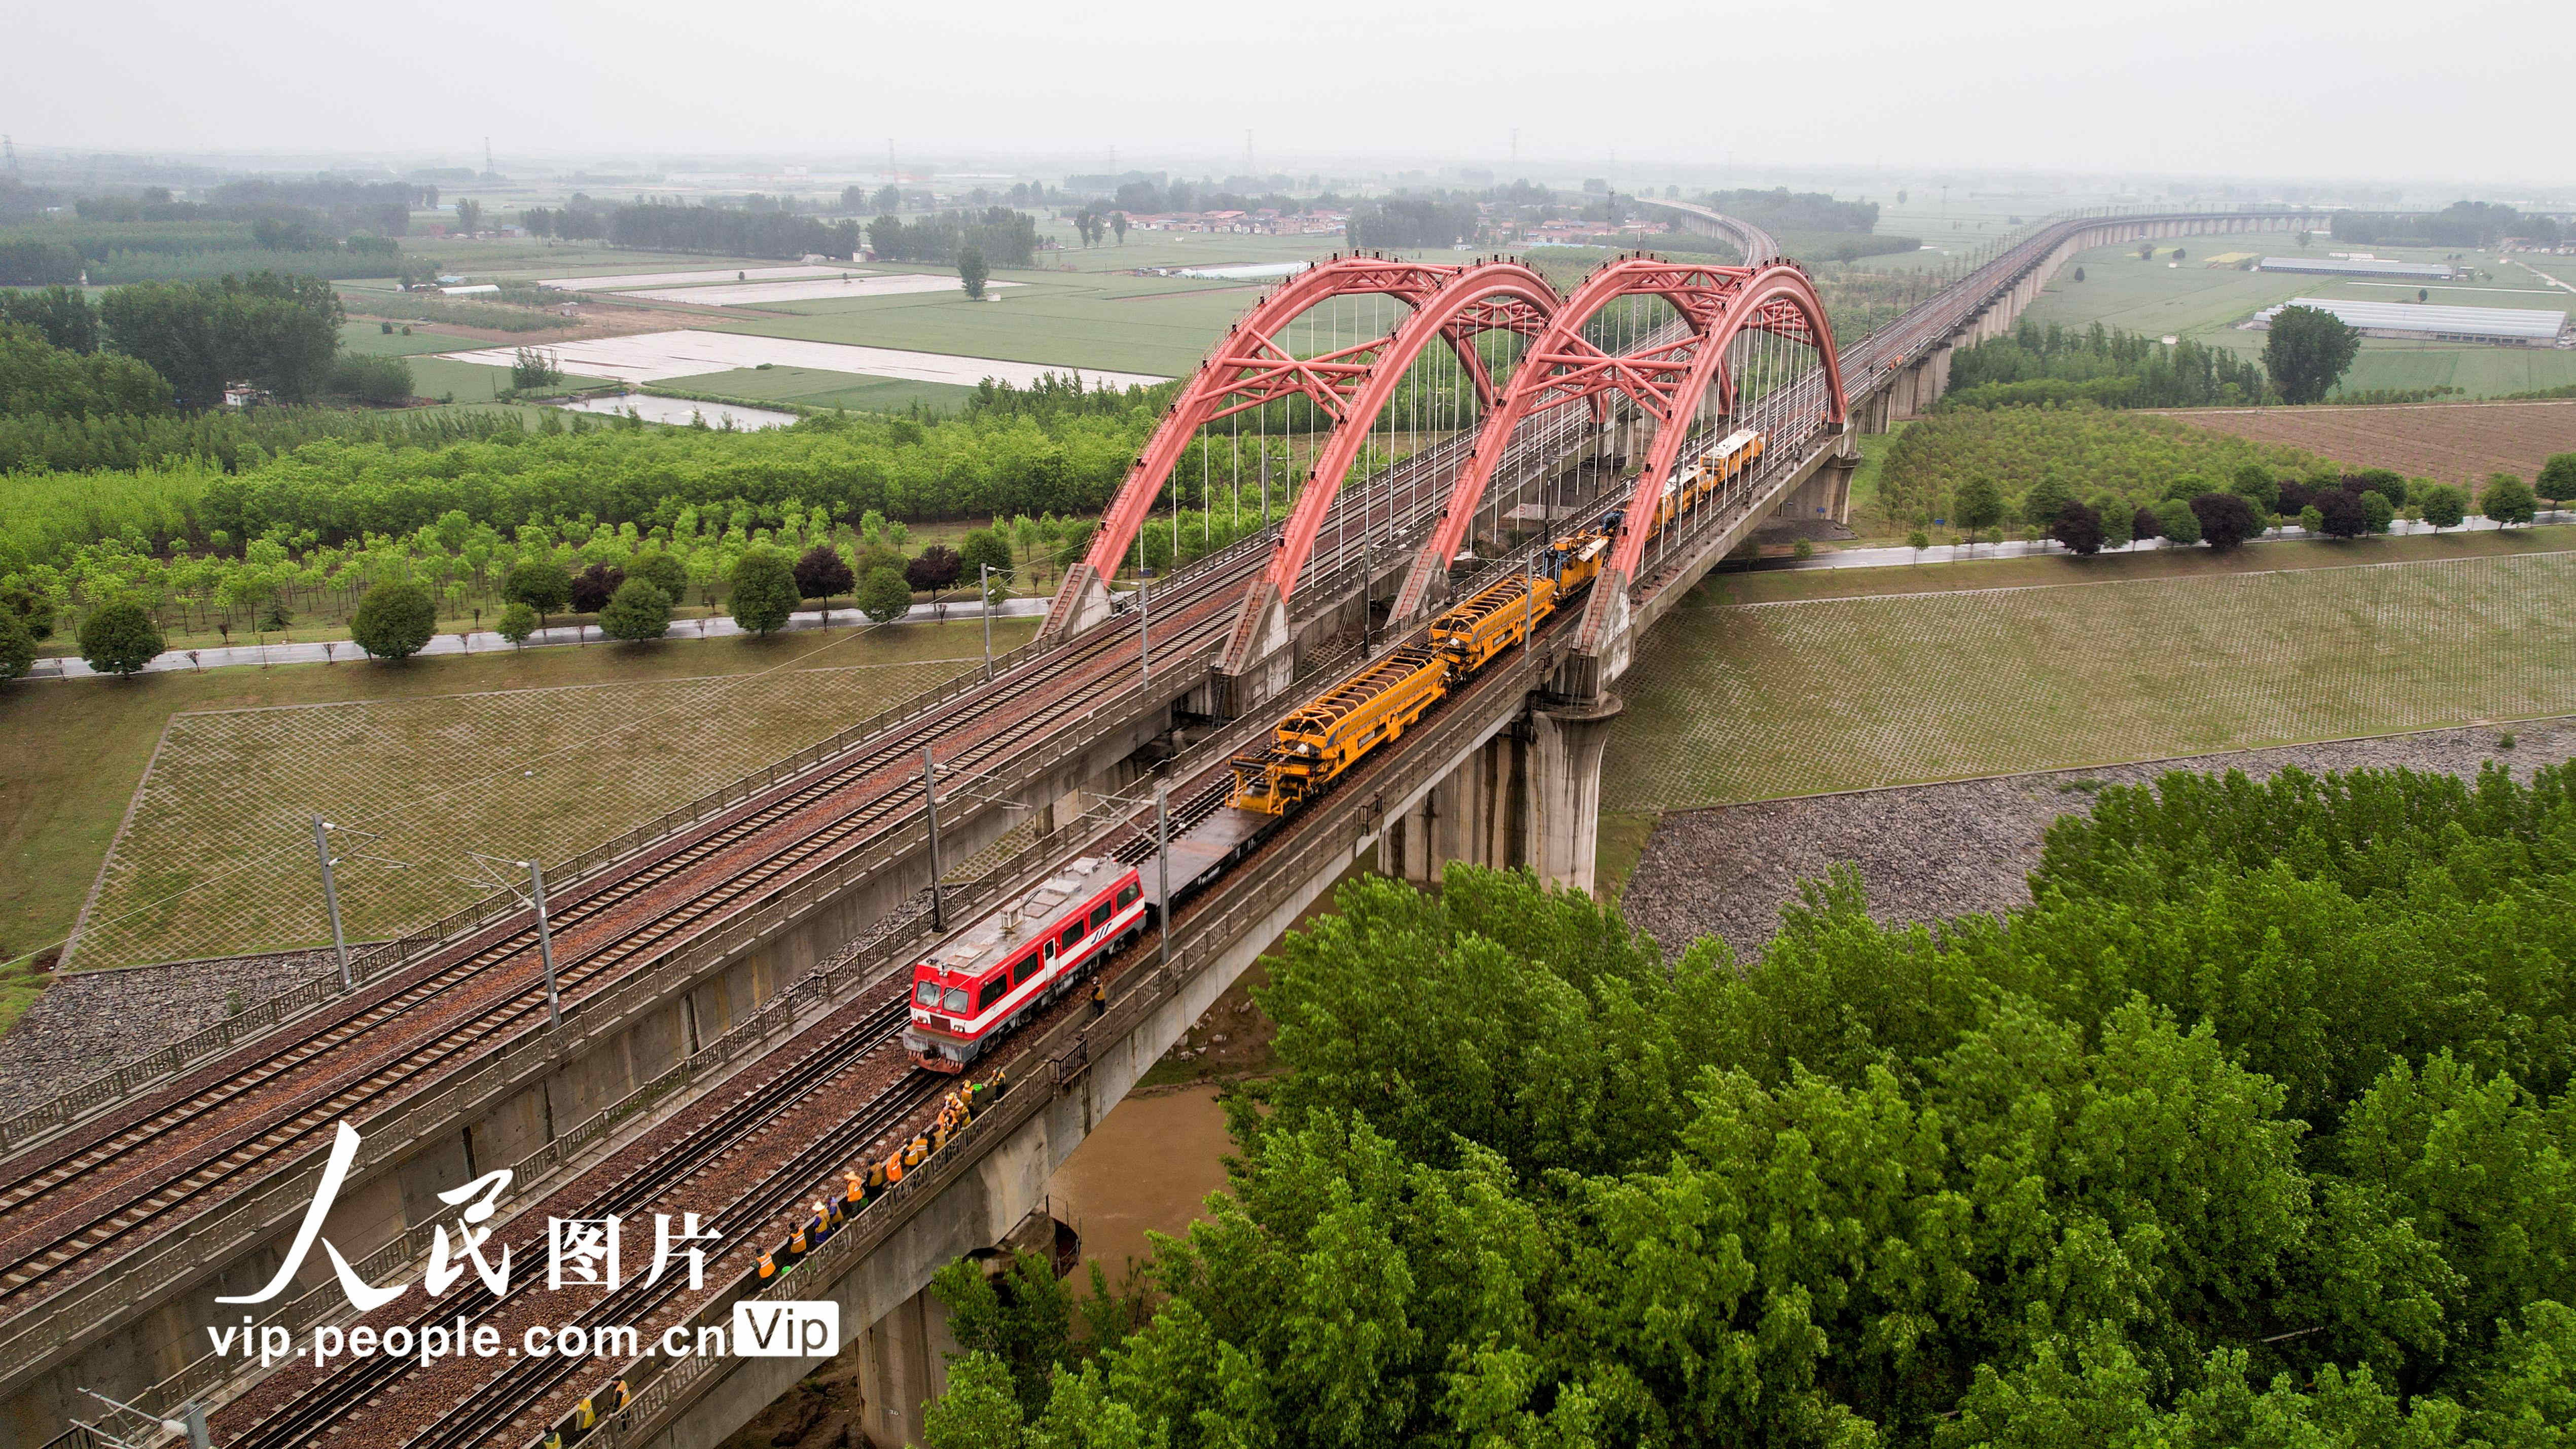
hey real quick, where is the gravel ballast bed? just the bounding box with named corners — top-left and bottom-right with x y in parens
top-left (1621, 717), bottom-right (2576, 962)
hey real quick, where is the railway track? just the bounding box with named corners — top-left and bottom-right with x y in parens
top-left (0, 417), bottom-right (1517, 1328)
top-left (0, 577), bottom-right (1252, 1312)
top-left (221, 991), bottom-right (922, 1449)
top-left (10, 212), bottom-right (2268, 1444)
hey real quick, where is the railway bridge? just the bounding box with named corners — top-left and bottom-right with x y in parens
top-left (1, 205), bottom-right (2303, 1449)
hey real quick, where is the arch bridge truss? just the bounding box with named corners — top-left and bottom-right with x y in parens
top-left (1039, 251), bottom-right (1847, 687)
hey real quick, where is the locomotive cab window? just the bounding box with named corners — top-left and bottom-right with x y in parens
top-left (942, 986), bottom-right (970, 1014)
top-left (1116, 883), bottom-right (1141, 909)
top-left (913, 981), bottom-right (940, 1007)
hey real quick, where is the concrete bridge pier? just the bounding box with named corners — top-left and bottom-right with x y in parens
top-left (857, 1284), bottom-right (958, 1448)
top-left (1372, 686), bottom-right (1621, 896)
top-left (1526, 694), bottom-right (1623, 893)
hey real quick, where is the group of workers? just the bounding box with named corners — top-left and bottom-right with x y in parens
top-left (542, 1069), bottom-right (1008, 1449)
top-left (755, 1069), bottom-right (1007, 1284)
top-left (546, 1378), bottom-right (629, 1448)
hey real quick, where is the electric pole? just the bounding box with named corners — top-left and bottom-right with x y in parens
top-left (312, 815), bottom-right (352, 991)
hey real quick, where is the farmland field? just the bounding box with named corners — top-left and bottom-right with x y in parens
top-left (1605, 549), bottom-right (2576, 813)
top-left (653, 366), bottom-right (976, 414)
top-left (2155, 399), bottom-right (2576, 483)
top-left (55, 620), bottom-right (1034, 972)
top-left (436, 330), bottom-right (1167, 388)
top-left (2022, 231), bottom-right (2576, 398)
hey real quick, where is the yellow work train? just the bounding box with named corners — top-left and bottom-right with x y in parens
top-left (1226, 426), bottom-right (1760, 819)
top-left (1228, 526), bottom-right (1615, 815)
top-left (1639, 427), bottom-right (1764, 534)
top-left (1427, 532), bottom-right (1609, 674)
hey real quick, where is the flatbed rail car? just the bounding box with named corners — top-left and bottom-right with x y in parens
top-left (1428, 533), bottom-right (1610, 673)
top-left (904, 855), bottom-right (1148, 1072)
top-left (1228, 644), bottom-right (1451, 816)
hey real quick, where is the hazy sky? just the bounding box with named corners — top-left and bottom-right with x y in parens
top-left (13, 0), bottom-right (2565, 187)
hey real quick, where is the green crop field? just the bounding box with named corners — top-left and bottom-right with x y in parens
top-left (400, 354), bottom-right (613, 403)
top-left (28, 617), bottom-right (1037, 980)
top-left (656, 366), bottom-right (976, 414)
top-left (694, 227), bottom-right (1441, 380)
top-left (2020, 231), bottom-right (2576, 399)
top-left (1604, 548), bottom-right (2576, 815)
top-left (335, 321), bottom-right (474, 357)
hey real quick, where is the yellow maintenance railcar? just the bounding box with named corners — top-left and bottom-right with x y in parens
top-left (1229, 645), bottom-right (1452, 815)
top-left (1428, 533), bottom-right (1610, 673)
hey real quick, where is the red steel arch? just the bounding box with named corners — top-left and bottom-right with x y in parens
top-left (1039, 256), bottom-right (1553, 641)
top-left (1387, 258), bottom-right (1847, 626)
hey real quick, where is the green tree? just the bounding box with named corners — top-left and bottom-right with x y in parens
top-left (0, 322), bottom-right (173, 418)
top-left (1952, 475), bottom-right (2006, 545)
top-left (0, 609), bottom-right (34, 682)
top-left (2358, 488), bottom-right (2395, 534)
top-left (509, 347), bottom-right (561, 390)
top-left (1110, 212), bottom-right (1130, 244)
top-left (597, 577), bottom-right (672, 642)
top-left (504, 558), bottom-right (573, 630)
top-left (857, 564), bottom-right (914, 624)
top-left (496, 600), bottom-right (539, 645)
top-left (959, 246), bottom-right (990, 301)
top-left (2538, 452), bottom-right (2576, 508)
top-left (2482, 473), bottom-right (2539, 527)
top-left (327, 353), bottom-right (413, 405)
top-left (349, 579), bottom-right (436, 660)
top-left (2227, 461), bottom-right (2280, 515)
top-left (729, 546), bottom-right (799, 635)
top-left (1907, 528), bottom-right (1930, 561)
top-left (97, 272), bottom-right (343, 405)
top-left (78, 599), bottom-right (163, 676)
top-left (2417, 483), bottom-right (2466, 531)
top-left (2154, 496), bottom-right (2203, 546)
top-left (2261, 304), bottom-right (2363, 405)
top-left (924, 1352), bottom-right (1026, 1449)
top-left (958, 527), bottom-right (1015, 589)
top-left (0, 284), bottom-right (101, 352)
top-left (935, 1252), bottom-right (1076, 1418)
top-left (455, 198), bottom-right (483, 234)
top-left (634, 549), bottom-right (689, 600)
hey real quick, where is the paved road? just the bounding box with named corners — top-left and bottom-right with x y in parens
top-left (26, 596), bottom-right (1049, 681)
top-left (30, 511), bottom-right (2569, 680)
top-left (1754, 510), bottom-right (2571, 575)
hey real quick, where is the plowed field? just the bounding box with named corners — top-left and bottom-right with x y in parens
top-left (2155, 399), bottom-right (2576, 484)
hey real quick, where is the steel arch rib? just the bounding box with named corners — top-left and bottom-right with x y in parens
top-left (1049, 258), bottom-right (1454, 614)
top-left (1255, 261), bottom-right (1557, 601)
top-left (1595, 265), bottom-right (1846, 583)
top-left (1386, 259), bottom-right (1846, 624)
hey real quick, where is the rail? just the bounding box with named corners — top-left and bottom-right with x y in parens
top-left (586, 557), bottom-right (1568, 1449)
top-left (0, 645), bottom-right (1223, 1392)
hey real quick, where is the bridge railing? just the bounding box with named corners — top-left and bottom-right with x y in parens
top-left (0, 625), bottom-right (1079, 1158)
top-left (0, 644), bottom-right (1227, 1398)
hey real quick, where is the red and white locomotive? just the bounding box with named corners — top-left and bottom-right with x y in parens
top-left (902, 855), bottom-right (1148, 1073)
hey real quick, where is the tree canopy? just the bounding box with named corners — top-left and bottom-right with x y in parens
top-left (924, 762), bottom-right (2576, 1447)
top-left (348, 578), bottom-right (434, 660)
top-left (728, 546), bottom-right (798, 635)
top-left (2261, 305), bottom-right (2364, 406)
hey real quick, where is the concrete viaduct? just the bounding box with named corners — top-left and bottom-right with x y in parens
top-left (3, 206), bottom-right (2302, 1449)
